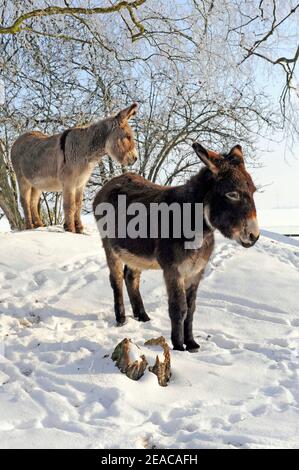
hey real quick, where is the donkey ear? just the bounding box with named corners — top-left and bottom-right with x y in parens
top-left (192, 142), bottom-right (222, 174)
top-left (228, 144), bottom-right (244, 165)
top-left (117, 103), bottom-right (138, 124)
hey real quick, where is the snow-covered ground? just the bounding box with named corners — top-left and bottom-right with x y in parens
top-left (0, 223), bottom-right (299, 449)
top-left (258, 208), bottom-right (299, 236)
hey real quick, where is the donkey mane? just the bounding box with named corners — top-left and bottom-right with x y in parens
top-left (60, 119), bottom-right (113, 164)
top-left (185, 167), bottom-right (215, 201)
top-left (60, 128), bottom-right (72, 161)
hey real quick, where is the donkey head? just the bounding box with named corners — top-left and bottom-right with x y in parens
top-left (105, 103), bottom-right (138, 166)
top-left (192, 142), bottom-right (260, 248)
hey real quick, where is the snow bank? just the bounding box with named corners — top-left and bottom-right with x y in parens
top-left (0, 226), bottom-right (298, 448)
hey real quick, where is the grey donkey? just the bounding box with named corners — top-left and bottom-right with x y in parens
top-left (11, 103), bottom-right (138, 233)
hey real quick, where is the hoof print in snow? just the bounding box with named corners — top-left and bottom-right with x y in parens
top-left (145, 336), bottom-right (171, 387)
top-left (112, 338), bottom-right (148, 381)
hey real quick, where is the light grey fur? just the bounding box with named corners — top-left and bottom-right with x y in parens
top-left (11, 104), bottom-right (138, 232)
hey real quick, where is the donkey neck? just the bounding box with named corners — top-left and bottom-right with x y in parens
top-left (88, 118), bottom-right (113, 161)
top-left (65, 118), bottom-right (113, 164)
top-left (87, 118), bottom-right (113, 160)
top-left (165, 167), bottom-right (214, 205)
top-left (184, 167), bottom-right (215, 203)
top-left (185, 167), bottom-right (216, 233)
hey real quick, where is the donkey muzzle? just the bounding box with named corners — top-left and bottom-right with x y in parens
top-left (239, 217), bottom-right (260, 248)
top-left (127, 150), bottom-right (138, 166)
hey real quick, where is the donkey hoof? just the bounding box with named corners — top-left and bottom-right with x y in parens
top-left (185, 340), bottom-right (200, 352)
top-left (116, 318), bottom-right (127, 327)
top-left (33, 222), bottom-right (44, 229)
top-left (173, 344), bottom-right (185, 351)
top-left (63, 223), bottom-right (76, 233)
top-left (187, 347), bottom-right (200, 353)
top-left (137, 313), bottom-right (151, 322)
top-left (75, 224), bottom-right (84, 234)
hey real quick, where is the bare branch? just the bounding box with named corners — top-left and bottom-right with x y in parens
top-left (0, 1), bottom-right (147, 39)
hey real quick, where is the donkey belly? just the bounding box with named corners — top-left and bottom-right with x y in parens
top-left (12, 132), bottom-right (62, 190)
top-left (117, 248), bottom-right (160, 270)
top-left (112, 237), bottom-right (160, 271)
top-left (30, 177), bottom-right (63, 192)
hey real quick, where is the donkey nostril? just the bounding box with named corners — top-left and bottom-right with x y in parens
top-left (249, 232), bottom-right (259, 243)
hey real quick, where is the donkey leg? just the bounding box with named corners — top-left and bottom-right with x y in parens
top-left (30, 188), bottom-right (44, 228)
top-left (19, 179), bottom-right (33, 229)
top-left (164, 269), bottom-right (187, 351)
top-left (103, 242), bottom-right (126, 325)
top-left (124, 265), bottom-right (150, 322)
top-left (74, 186), bottom-right (84, 234)
top-left (63, 186), bottom-right (76, 233)
top-left (184, 273), bottom-right (202, 352)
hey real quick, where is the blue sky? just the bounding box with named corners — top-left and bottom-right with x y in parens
top-left (218, 0), bottom-right (299, 213)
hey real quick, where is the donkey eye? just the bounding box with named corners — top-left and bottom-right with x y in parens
top-left (226, 191), bottom-right (240, 201)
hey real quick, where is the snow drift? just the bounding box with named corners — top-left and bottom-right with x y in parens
top-left (0, 225), bottom-right (298, 449)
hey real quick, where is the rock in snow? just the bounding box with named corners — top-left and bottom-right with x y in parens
top-left (112, 338), bottom-right (148, 381)
top-left (111, 336), bottom-right (171, 386)
top-left (145, 336), bottom-right (171, 387)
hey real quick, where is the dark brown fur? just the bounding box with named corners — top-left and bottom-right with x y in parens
top-left (93, 143), bottom-right (260, 351)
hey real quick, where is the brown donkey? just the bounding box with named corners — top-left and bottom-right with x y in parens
top-left (11, 103), bottom-right (138, 233)
top-left (93, 143), bottom-right (260, 351)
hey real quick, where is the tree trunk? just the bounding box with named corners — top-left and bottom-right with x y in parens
top-left (0, 141), bottom-right (24, 230)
